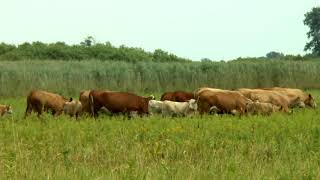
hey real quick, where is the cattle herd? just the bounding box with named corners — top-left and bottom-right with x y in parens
top-left (0, 87), bottom-right (317, 119)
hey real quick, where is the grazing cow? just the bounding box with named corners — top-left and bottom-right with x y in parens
top-left (63, 98), bottom-right (82, 119)
top-left (197, 90), bottom-right (251, 115)
top-left (25, 90), bottom-right (68, 118)
top-left (194, 87), bottom-right (233, 98)
top-left (261, 87), bottom-right (316, 108)
top-left (160, 91), bottom-right (194, 102)
top-left (246, 101), bottom-right (282, 115)
top-left (79, 90), bottom-right (114, 115)
top-left (237, 88), bottom-right (290, 113)
top-left (148, 100), bottom-right (164, 115)
top-left (89, 90), bottom-right (154, 117)
top-left (0, 105), bottom-right (13, 116)
top-left (161, 99), bottom-right (198, 117)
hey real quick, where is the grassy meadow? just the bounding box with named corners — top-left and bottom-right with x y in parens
top-left (0, 90), bottom-right (319, 179)
top-left (1, 60), bottom-right (320, 179)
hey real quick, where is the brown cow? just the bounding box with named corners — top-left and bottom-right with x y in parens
top-left (161, 92), bottom-right (174, 101)
top-left (160, 91), bottom-right (194, 102)
top-left (79, 90), bottom-right (115, 115)
top-left (198, 90), bottom-right (251, 115)
top-left (0, 105), bottom-right (13, 116)
top-left (89, 90), bottom-right (154, 117)
top-left (25, 90), bottom-right (68, 118)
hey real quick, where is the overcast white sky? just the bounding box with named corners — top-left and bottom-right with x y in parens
top-left (0, 0), bottom-right (318, 60)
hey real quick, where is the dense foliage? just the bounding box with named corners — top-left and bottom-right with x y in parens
top-left (0, 41), bottom-right (190, 62)
top-left (304, 7), bottom-right (320, 56)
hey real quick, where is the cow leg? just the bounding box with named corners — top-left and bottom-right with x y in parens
top-left (124, 112), bottom-right (131, 120)
top-left (54, 110), bottom-right (63, 117)
top-left (24, 103), bottom-right (33, 118)
top-left (35, 104), bottom-right (43, 118)
top-left (75, 113), bottom-right (79, 121)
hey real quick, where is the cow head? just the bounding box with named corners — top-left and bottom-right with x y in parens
top-left (188, 99), bottom-right (198, 111)
top-left (245, 100), bottom-right (255, 114)
top-left (305, 94), bottom-right (316, 108)
top-left (149, 95), bottom-right (155, 100)
top-left (291, 97), bottom-right (305, 108)
top-left (145, 95), bottom-right (155, 103)
top-left (209, 106), bottom-right (220, 114)
top-left (5, 105), bottom-right (13, 114)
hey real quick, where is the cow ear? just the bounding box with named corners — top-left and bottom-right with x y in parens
top-left (69, 97), bottom-right (73, 102)
top-left (309, 94), bottom-right (312, 99)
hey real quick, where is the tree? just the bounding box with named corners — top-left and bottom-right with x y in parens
top-left (266, 51), bottom-right (284, 59)
top-left (80, 36), bottom-right (96, 47)
top-left (304, 7), bottom-right (320, 56)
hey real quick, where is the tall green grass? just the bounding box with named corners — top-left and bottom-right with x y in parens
top-left (1, 60), bottom-right (320, 97)
top-left (0, 93), bottom-right (319, 179)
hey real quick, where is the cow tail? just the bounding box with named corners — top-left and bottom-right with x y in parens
top-left (89, 92), bottom-right (95, 117)
top-left (193, 88), bottom-right (200, 102)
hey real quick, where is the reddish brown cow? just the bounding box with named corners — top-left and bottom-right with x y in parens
top-left (160, 91), bottom-right (194, 102)
top-left (25, 90), bottom-right (68, 118)
top-left (198, 91), bottom-right (250, 115)
top-left (161, 92), bottom-right (175, 101)
top-left (89, 90), bottom-right (154, 117)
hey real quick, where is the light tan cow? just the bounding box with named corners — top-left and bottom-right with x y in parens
top-left (237, 88), bottom-right (290, 113)
top-left (0, 105), bottom-right (13, 116)
top-left (79, 90), bottom-right (91, 114)
top-left (63, 98), bottom-right (82, 119)
top-left (246, 100), bottom-right (282, 115)
top-left (194, 87), bottom-right (232, 98)
top-left (261, 87), bottom-right (316, 108)
top-left (25, 90), bottom-right (69, 118)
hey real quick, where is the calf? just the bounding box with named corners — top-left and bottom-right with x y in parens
top-left (148, 100), bottom-right (164, 115)
top-left (63, 98), bottom-right (82, 119)
top-left (162, 99), bottom-right (198, 117)
top-left (0, 105), bottom-right (13, 116)
top-left (246, 101), bottom-right (281, 115)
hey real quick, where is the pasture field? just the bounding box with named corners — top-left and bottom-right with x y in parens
top-left (0, 90), bottom-right (319, 179)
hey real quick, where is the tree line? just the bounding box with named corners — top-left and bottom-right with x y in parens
top-left (0, 39), bottom-right (190, 62)
top-left (0, 40), bottom-right (316, 62)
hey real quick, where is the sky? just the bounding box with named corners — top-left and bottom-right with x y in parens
top-left (0, 0), bottom-right (318, 60)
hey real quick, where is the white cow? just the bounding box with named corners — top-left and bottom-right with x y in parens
top-left (162, 99), bottom-right (198, 117)
top-left (148, 100), bottom-right (164, 115)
